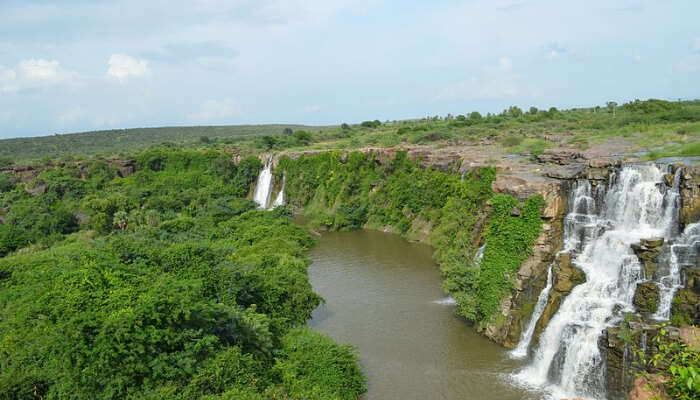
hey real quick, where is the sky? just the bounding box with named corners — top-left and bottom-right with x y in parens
top-left (0, 0), bottom-right (699, 139)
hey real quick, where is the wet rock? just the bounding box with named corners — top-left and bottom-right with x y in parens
top-left (552, 253), bottom-right (586, 293)
top-left (509, 206), bottom-right (521, 217)
top-left (633, 282), bottom-right (659, 314)
top-left (682, 266), bottom-right (700, 294)
top-left (680, 166), bottom-right (700, 226)
top-left (670, 288), bottom-right (700, 325)
top-left (535, 253), bottom-right (586, 337)
top-left (631, 238), bottom-right (664, 279)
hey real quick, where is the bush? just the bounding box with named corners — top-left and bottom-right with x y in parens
top-left (274, 328), bottom-right (366, 400)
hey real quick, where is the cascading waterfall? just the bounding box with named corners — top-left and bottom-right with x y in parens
top-left (253, 158), bottom-right (274, 209)
top-left (653, 221), bottom-right (700, 320)
top-left (514, 164), bottom-right (683, 399)
top-left (509, 263), bottom-right (554, 359)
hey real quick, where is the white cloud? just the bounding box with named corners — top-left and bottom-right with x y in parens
top-left (20, 59), bottom-right (60, 80)
top-left (498, 57), bottom-right (513, 71)
top-left (634, 54), bottom-right (641, 62)
top-left (1, 59), bottom-right (74, 92)
top-left (188, 99), bottom-right (241, 122)
top-left (107, 54), bottom-right (150, 81)
top-left (303, 104), bottom-right (321, 113)
top-left (59, 106), bottom-right (87, 123)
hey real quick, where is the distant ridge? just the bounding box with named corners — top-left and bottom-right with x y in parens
top-left (0, 124), bottom-right (333, 162)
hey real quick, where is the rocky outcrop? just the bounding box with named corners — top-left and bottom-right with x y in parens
top-left (534, 253), bottom-right (586, 338)
top-left (631, 237), bottom-right (664, 279)
top-left (633, 282), bottom-right (659, 314)
top-left (107, 159), bottom-right (136, 177)
top-left (536, 149), bottom-right (585, 165)
top-left (680, 166), bottom-right (700, 227)
top-left (601, 322), bottom-right (683, 399)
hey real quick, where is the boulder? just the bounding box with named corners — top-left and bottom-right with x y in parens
top-left (633, 282), bottom-right (660, 314)
top-left (631, 238), bottom-right (664, 279)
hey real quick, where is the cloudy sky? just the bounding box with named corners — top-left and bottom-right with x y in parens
top-left (1, 0), bottom-right (698, 139)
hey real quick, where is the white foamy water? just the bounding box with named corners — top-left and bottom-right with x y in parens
top-left (513, 164), bottom-right (683, 399)
top-left (272, 176), bottom-right (285, 208)
top-left (253, 158), bottom-right (273, 209)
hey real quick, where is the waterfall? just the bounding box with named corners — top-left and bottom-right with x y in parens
top-left (514, 164), bottom-right (683, 399)
top-left (253, 158), bottom-right (273, 209)
top-left (509, 262), bottom-right (554, 359)
top-left (653, 222), bottom-right (700, 320)
top-left (474, 244), bottom-right (486, 263)
top-left (272, 176), bottom-right (286, 208)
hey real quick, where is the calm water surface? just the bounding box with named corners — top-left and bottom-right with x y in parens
top-left (307, 230), bottom-right (540, 400)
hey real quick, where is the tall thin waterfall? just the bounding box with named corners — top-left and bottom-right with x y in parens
top-left (253, 159), bottom-right (274, 209)
top-left (272, 176), bottom-right (286, 208)
top-left (509, 263), bottom-right (554, 359)
top-left (514, 164), bottom-right (683, 399)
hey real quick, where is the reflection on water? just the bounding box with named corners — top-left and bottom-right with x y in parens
top-left (307, 229), bottom-right (540, 400)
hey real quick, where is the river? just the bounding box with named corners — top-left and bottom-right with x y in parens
top-left (307, 229), bottom-right (541, 400)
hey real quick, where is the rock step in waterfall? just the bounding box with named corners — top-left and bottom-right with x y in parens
top-left (253, 158), bottom-right (285, 210)
top-left (511, 164), bottom-right (691, 400)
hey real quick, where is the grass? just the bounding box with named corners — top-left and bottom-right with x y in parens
top-left (1, 98), bottom-right (698, 163)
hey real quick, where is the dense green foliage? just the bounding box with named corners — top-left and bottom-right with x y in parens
top-left (473, 195), bottom-right (544, 319)
top-left (638, 324), bottom-right (700, 400)
top-left (279, 151), bottom-right (543, 322)
top-left (0, 149), bottom-right (365, 399)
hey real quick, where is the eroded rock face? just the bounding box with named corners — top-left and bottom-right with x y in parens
top-left (631, 237), bottom-right (664, 279)
top-left (534, 253), bottom-right (586, 338)
top-left (633, 282), bottom-right (660, 314)
top-left (601, 322), bottom-right (681, 400)
top-left (680, 166), bottom-right (700, 227)
top-left (671, 288), bottom-right (700, 323)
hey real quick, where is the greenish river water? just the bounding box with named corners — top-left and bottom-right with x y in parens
top-left (307, 229), bottom-right (540, 400)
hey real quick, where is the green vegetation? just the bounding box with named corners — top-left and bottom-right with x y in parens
top-left (279, 151), bottom-right (543, 323)
top-left (0, 149), bottom-right (365, 399)
top-left (638, 324), bottom-right (700, 400)
top-left (1, 99), bottom-right (697, 164)
top-left (0, 124), bottom-right (331, 162)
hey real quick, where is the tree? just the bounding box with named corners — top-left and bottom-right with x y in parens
top-left (340, 123), bottom-right (351, 130)
top-left (199, 136), bottom-right (210, 143)
top-left (293, 130), bottom-right (312, 145)
top-left (261, 136), bottom-right (277, 150)
top-left (469, 111), bottom-right (482, 121)
top-left (529, 106), bottom-right (538, 115)
top-left (283, 127), bottom-right (293, 135)
top-left (507, 106), bottom-right (523, 117)
top-left (607, 101), bottom-right (617, 118)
